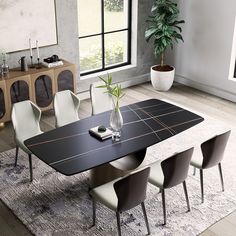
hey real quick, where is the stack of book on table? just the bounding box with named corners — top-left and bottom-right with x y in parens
top-left (89, 126), bottom-right (112, 140)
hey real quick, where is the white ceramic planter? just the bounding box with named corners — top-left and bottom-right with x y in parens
top-left (150, 65), bottom-right (175, 91)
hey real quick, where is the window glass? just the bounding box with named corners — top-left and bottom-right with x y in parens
top-left (78, 0), bottom-right (131, 75)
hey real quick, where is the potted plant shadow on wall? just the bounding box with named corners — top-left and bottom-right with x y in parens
top-left (145, 0), bottom-right (185, 91)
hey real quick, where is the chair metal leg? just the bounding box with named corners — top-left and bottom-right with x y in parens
top-left (183, 181), bottom-right (191, 211)
top-left (161, 189), bottom-right (166, 225)
top-left (200, 169), bottom-right (204, 203)
top-left (14, 146), bottom-right (19, 167)
top-left (116, 212), bottom-right (122, 236)
top-left (218, 163), bottom-right (224, 192)
top-left (28, 154), bottom-right (33, 182)
top-left (193, 167), bottom-right (196, 176)
top-left (141, 202), bottom-right (150, 235)
top-left (92, 198), bottom-right (96, 226)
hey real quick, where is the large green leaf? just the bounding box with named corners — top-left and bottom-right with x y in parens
top-left (145, 27), bottom-right (158, 42)
top-left (145, 0), bottom-right (185, 60)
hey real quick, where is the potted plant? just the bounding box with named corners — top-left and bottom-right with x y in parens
top-left (145, 0), bottom-right (185, 91)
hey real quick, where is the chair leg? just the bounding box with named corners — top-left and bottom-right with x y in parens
top-left (218, 163), bottom-right (224, 192)
top-left (14, 146), bottom-right (19, 167)
top-left (141, 202), bottom-right (150, 235)
top-left (161, 189), bottom-right (166, 225)
top-left (200, 169), bottom-right (204, 203)
top-left (28, 154), bottom-right (33, 182)
top-left (116, 212), bottom-right (122, 236)
top-left (183, 181), bottom-right (191, 211)
top-left (92, 198), bottom-right (96, 226)
top-left (193, 167), bottom-right (196, 176)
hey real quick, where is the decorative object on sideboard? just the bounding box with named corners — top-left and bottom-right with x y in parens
top-left (145, 0), bottom-right (185, 91)
top-left (42, 55), bottom-right (63, 68)
top-left (18, 56), bottom-right (28, 72)
top-left (29, 38), bottom-right (35, 68)
top-left (97, 74), bottom-right (125, 141)
top-left (36, 40), bottom-right (42, 69)
top-left (1, 52), bottom-right (9, 77)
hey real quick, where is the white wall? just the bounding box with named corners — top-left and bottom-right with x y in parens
top-left (167, 0), bottom-right (236, 102)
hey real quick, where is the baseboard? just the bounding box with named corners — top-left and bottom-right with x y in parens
top-left (175, 74), bottom-right (236, 103)
top-left (77, 73), bottom-right (150, 100)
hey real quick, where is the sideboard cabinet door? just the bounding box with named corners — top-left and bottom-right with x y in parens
top-left (0, 80), bottom-right (10, 122)
top-left (31, 70), bottom-right (55, 111)
top-left (54, 65), bottom-right (76, 93)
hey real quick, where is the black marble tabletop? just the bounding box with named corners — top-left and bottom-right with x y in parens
top-left (25, 99), bottom-right (204, 176)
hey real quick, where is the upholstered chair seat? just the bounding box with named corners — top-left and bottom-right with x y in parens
top-left (148, 160), bottom-right (164, 188)
top-left (90, 178), bottom-right (121, 211)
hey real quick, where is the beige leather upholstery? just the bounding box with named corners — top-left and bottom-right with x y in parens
top-left (148, 160), bottom-right (164, 188)
top-left (11, 100), bottom-right (43, 154)
top-left (90, 82), bottom-right (113, 115)
top-left (54, 90), bottom-right (80, 127)
top-left (90, 178), bottom-right (121, 211)
top-left (190, 146), bottom-right (203, 169)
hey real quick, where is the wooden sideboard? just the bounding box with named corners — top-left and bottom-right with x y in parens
top-left (0, 60), bottom-right (77, 123)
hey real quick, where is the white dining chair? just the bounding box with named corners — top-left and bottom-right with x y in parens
top-left (54, 90), bottom-right (80, 127)
top-left (11, 100), bottom-right (43, 182)
top-left (90, 82), bottom-right (113, 115)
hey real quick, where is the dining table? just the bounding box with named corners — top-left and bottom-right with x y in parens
top-left (25, 99), bottom-right (204, 185)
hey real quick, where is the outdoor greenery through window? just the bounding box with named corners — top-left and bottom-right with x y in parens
top-left (78, 0), bottom-right (131, 76)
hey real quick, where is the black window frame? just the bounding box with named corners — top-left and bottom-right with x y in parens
top-left (78, 0), bottom-right (132, 76)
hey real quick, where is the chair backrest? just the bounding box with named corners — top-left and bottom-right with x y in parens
top-left (114, 167), bottom-right (150, 212)
top-left (201, 130), bottom-right (231, 169)
top-left (54, 90), bottom-right (80, 127)
top-left (162, 148), bottom-right (194, 189)
top-left (90, 82), bottom-right (113, 115)
top-left (11, 100), bottom-right (41, 139)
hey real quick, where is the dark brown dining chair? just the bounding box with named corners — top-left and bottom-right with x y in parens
top-left (191, 130), bottom-right (231, 203)
top-left (89, 167), bottom-right (151, 236)
top-left (148, 147), bottom-right (194, 225)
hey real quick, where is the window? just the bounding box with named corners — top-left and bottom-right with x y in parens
top-left (229, 17), bottom-right (236, 81)
top-left (78, 0), bottom-right (132, 76)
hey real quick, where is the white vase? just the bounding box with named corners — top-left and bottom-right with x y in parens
top-left (110, 106), bottom-right (123, 141)
top-left (150, 65), bottom-right (175, 91)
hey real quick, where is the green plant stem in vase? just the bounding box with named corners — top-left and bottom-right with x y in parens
top-left (97, 74), bottom-right (125, 141)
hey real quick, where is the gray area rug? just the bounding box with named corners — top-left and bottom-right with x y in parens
top-left (0, 115), bottom-right (235, 236)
